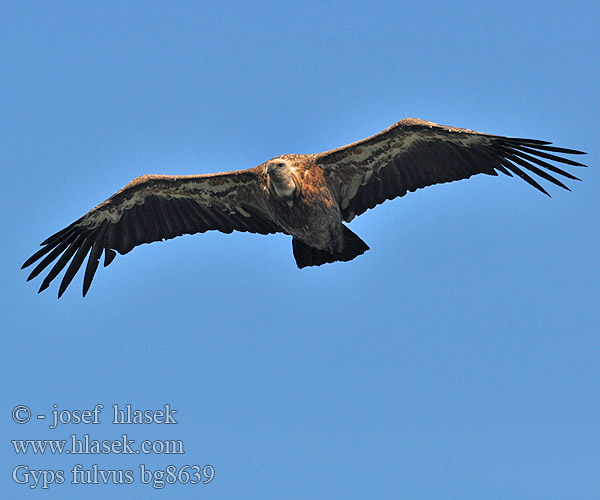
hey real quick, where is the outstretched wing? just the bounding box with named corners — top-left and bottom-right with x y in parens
top-left (23, 168), bottom-right (280, 297)
top-left (316, 118), bottom-right (587, 222)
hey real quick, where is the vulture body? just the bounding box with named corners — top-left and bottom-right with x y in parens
top-left (22, 118), bottom-right (587, 297)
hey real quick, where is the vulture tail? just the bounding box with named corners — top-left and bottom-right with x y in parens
top-left (292, 225), bottom-right (370, 269)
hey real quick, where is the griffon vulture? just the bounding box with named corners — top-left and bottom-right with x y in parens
top-left (22, 118), bottom-right (586, 297)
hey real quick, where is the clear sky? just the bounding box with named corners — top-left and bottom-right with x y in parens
top-left (2, 1), bottom-right (599, 499)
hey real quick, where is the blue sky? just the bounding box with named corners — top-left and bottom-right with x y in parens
top-left (2, 1), bottom-right (599, 499)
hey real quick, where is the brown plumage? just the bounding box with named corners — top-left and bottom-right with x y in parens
top-left (23, 118), bottom-right (587, 297)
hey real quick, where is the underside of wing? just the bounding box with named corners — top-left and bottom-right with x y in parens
top-left (316, 118), bottom-right (587, 221)
top-left (22, 169), bottom-right (281, 297)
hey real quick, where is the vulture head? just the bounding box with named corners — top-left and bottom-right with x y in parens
top-left (266, 158), bottom-right (297, 201)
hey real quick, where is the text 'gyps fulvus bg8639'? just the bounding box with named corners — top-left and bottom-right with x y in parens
top-left (23, 118), bottom-right (587, 297)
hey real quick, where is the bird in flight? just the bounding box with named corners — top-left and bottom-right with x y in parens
top-left (23, 118), bottom-right (586, 297)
